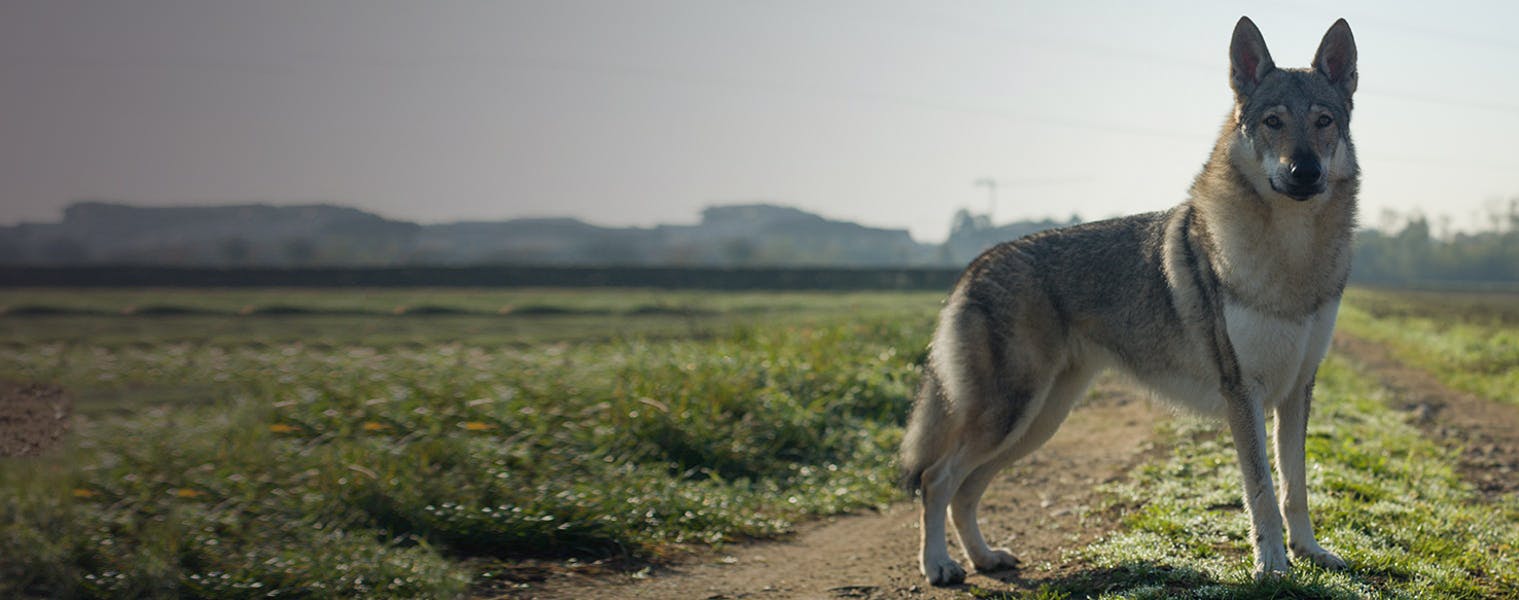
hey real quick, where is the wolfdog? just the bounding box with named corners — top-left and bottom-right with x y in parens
top-left (900, 17), bottom-right (1359, 585)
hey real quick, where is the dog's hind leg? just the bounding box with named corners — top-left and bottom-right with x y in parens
top-left (919, 443), bottom-right (977, 585)
top-left (917, 306), bottom-right (1010, 585)
top-left (919, 405), bottom-right (1032, 585)
top-left (917, 291), bottom-right (1072, 586)
top-left (947, 459), bottom-right (1017, 573)
top-left (949, 365), bottom-right (1095, 573)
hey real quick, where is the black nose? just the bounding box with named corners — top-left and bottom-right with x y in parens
top-left (1288, 155), bottom-right (1322, 185)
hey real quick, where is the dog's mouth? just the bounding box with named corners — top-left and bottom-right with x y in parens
top-left (1269, 180), bottom-right (1326, 202)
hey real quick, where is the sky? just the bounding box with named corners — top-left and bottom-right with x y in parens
top-left (3, 1), bottom-right (1518, 243)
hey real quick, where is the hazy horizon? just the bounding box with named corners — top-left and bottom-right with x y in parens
top-left (5, 1), bottom-right (1518, 243)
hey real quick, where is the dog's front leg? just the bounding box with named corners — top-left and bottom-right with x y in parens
top-left (1224, 389), bottom-right (1290, 580)
top-left (1275, 377), bottom-right (1347, 570)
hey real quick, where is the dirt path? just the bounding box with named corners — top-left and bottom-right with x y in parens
top-left (513, 383), bottom-right (1164, 599)
top-left (1332, 331), bottom-right (1519, 499)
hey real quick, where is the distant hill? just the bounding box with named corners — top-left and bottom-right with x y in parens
top-left (0, 202), bottom-right (419, 266)
top-left (0, 201), bottom-right (1070, 267)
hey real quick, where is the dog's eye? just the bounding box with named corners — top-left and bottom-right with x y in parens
top-left (1316, 114), bottom-right (1333, 128)
top-left (1263, 115), bottom-right (1282, 129)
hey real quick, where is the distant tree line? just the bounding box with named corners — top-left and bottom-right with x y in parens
top-left (1353, 201), bottom-right (1519, 287)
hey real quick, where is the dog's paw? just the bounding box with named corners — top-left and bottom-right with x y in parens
top-left (1252, 546), bottom-right (1292, 582)
top-left (922, 557), bottom-right (966, 586)
top-left (1291, 543), bottom-right (1347, 570)
top-left (970, 548), bottom-right (1021, 572)
top-left (1251, 563), bottom-right (1291, 582)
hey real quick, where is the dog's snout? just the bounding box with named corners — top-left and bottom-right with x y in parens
top-left (1288, 154), bottom-right (1322, 185)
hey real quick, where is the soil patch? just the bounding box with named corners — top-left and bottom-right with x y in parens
top-left (0, 381), bottom-right (70, 457)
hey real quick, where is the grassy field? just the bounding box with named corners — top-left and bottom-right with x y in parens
top-left (1338, 288), bottom-right (1519, 407)
top-left (0, 289), bottom-right (940, 597)
top-left (2, 287), bottom-right (1517, 598)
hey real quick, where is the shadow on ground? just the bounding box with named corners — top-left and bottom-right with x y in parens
top-left (970, 560), bottom-right (1380, 600)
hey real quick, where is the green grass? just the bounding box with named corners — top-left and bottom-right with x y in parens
top-left (1339, 288), bottom-right (1519, 407)
top-left (0, 289), bottom-right (940, 597)
top-left (983, 356), bottom-right (1519, 599)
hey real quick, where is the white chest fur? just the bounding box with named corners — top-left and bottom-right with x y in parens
top-left (1223, 299), bottom-right (1339, 406)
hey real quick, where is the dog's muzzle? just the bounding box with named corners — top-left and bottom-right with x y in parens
top-left (1273, 153), bottom-right (1326, 201)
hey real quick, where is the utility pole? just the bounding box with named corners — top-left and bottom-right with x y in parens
top-left (974, 178), bottom-right (998, 223)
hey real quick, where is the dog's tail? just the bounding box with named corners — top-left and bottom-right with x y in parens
top-left (900, 366), bottom-right (951, 495)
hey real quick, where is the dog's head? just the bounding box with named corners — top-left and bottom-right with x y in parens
top-left (1227, 17), bottom-right (1357, 203)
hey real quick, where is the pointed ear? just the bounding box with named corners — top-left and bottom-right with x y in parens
top-left (1314, 18), bottom-right (1357, 99)
top-left (1230, 17), bottom-right (1275, 98)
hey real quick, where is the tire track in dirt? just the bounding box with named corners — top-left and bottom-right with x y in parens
top-left (511, 381), bottom-right (1165, 599)
top-left (1333, 331), bottom-right (1519, 500)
